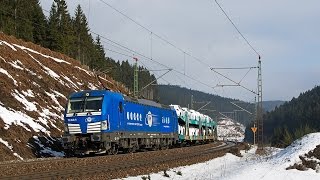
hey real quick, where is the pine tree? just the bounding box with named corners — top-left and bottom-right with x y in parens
top-left (281, 126), bottom-right (293, 147)
top-left (55, 0), bottom-right (74, 55)
top-left (72, 4), bottom-right (94, 65)
top-left (0, 0), bottom-right (15, 35)
top-left (31, 0), bottom-right (47, 46)
top-left (47, 2), bottom-right (59, 50)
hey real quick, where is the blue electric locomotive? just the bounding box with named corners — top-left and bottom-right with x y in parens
top-left (62, 90), bottom-right (178, 155)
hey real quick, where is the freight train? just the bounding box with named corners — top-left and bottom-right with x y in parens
top-left (62, 90), bottom-right (217, 156)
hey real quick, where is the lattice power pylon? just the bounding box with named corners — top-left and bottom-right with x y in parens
top-left (257, 57), bottom-right (263, 150)
top-left (133, 57), bottom-right (139, 98)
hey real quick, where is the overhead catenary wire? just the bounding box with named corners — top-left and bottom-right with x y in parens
top-left (214, 0), bottom-right (260, 58)
top-left (97, 0), bottom-right (214, 68)
top-left (91, 0), bottom-right (228, 95)
top-left (2, 5), bottom-right (234, 98)
top-left (45, 2), bottom-right (257, 99)
top-left (210, 67), bottom-right (257, 95)
top-left (89, 31), bottom-right (218, 91)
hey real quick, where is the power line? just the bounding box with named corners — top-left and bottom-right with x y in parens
top-left (4, 7), bottom-right (218, 93)
top-left (97, 0), bottom-right (214, 69)
top-left (89, 31), bottom-right (218, 91)
top-left (96, 0), bottom-right (226, 94)
top-left (210, 67), bottom-right (257, 95)
top-left (214, 0), bottom-right (260, 58)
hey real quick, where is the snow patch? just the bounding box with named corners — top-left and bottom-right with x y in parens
top-left (271, 133), bottom-right (320, 168)
top-left (13, 153), bottom-right (23, 160)
top-left (88, 83), bottom-right (97, 90)
top-left (12, 90), bottom-right (37, 111)
top-left (0, 138), bottom-right (24, 160)
top-left (217, 118), bottom-right (245, 142)
top-left (0, 138), bottom-right (13, 151)
top-left (32, 82), bottom-right (40, 87)
top-left (0, 105), bottom-right (47, 133)
top-left (25, 68), bottom-right (37, 76)
top-left (123, 133), bottom-right (320, 180)
top-left (61, 75), bottom-right (78, 89)
top-left (0, 55), bottom-right (6, 62)
top-left (25, 52), bottom-right (60, 79)
top-left (75, 66), bottom-right (92, 76)
top-left (8, 60), bottom-right (24, 70)
top-left (45, 91), bottom-right (64, 111)
top-left (13, 44), bottom-right (70, 64)
top-left (21, 89), bottom-right (35, 98)
top-left (52, 90), bottom-right (67, 100)
top-left (0, 40), bottom-right (17, 51)
top-left (0, 68), bottom-right (18, 86)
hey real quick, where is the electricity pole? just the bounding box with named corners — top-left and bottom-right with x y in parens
top-left (257, 57), bottom-right (264, 150)
top-left (133, 57), bottom-right (138, 98)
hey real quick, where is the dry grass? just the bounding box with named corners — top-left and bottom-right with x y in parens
top-left (0, 32), bottom-right (129, 160)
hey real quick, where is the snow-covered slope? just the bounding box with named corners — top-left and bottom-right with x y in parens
top-left (0, 33), bottom-right (128, 161)
top-left (122, 133), bottom-right (320, 180)
top-left (217, 118), bottom-right (245, 142)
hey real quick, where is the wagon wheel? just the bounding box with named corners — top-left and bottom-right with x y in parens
top-left (110, 145), bottom-right (118, 155)
top-left (152, 144), bottom-right (160, 151)
top-left (126, 146), bottom-right (136, 153)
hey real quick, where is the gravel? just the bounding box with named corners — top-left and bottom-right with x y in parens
top-left (0, 142), bottom-right (247, 179)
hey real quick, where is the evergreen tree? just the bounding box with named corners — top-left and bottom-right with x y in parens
top-left (90, 36), bottom-right (106, 70)
top-left (55, 0), bottom-right (74, 55)
top-left (0, 0), bottom-right (158, 100)
top-left (72, 4), bottom-right (93, 65)
top-left (0, 0), bottom-right (16, 36)
top-left (32, 0), bottom-right (47, 46)
top-left (0, 0), bottom-right (46, 44)
top-left (47, 2), bottom-right (59, 50)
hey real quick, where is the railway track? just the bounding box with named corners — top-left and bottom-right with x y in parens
top-left (0, 142), bottom-right (236, 179)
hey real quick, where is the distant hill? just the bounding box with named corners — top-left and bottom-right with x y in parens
top-left (156, 85), bottom-right (255, 126)
top-left (245, 86), bottom-right (320, 147)
top-left (262, 101), bottom-right (285, 112)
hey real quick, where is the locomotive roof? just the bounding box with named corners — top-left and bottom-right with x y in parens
top-left (68, 90), bottom-right (108, 98)
top-left (68, 90), bottom-right (171, 110)
top-left (123, 96), bottom-right (170, 109)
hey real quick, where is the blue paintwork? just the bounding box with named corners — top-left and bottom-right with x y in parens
top-left (64, 90), bottom-right (178, 134)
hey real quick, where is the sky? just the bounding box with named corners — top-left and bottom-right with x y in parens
top-left (40, 0), bottom-right (320, 102)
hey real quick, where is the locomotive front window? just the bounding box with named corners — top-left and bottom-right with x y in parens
top-left (67, 96), bottom-right (103, 113)
top-left (68, 98), bottom-right (84, 113)
top-left (85, 97), bottom-right (103, 112)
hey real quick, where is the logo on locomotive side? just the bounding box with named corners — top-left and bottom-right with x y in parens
top-left (147, 111), bottom-right (153, 127)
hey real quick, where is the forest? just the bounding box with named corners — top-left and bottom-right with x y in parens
top-left (157, 85), bottom-right (255, 126)
top-left (1, 1), bottom-right (318, 148)
top-left (245, 86), bottom-right (320, 147)
top-left (0, 0), bottom-right (156, 94)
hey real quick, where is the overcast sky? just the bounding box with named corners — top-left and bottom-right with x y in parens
top-left (40, 0), bottom-right (320, 102)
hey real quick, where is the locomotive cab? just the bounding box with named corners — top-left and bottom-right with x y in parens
top-left (62, 90), bottom-right (114, 156)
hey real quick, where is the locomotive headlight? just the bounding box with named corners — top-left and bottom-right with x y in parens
top-left (101, 120), bottom-right (108, 130)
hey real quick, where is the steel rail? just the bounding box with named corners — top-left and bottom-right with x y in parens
top-left (1, 142), bottom-right (235, 179)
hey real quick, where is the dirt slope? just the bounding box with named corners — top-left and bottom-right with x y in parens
top-left (0, 32), bottom-right (128, 161)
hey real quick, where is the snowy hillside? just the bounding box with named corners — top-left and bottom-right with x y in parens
top-left (123, 133), bottom-right (320, 180)
top-left (217, 118), bottom-right (245, 142)
top-left (0, 33), bottom-right (128, 161)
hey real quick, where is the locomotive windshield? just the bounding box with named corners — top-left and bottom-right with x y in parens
top-left (67, 96), bottom-right (103, 113)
